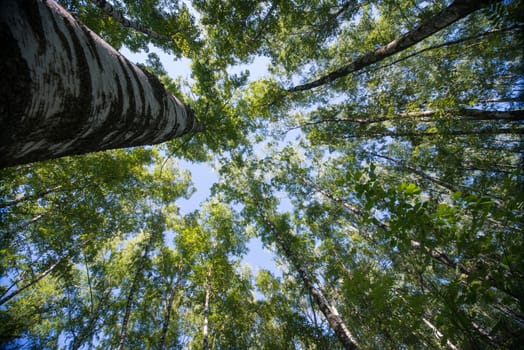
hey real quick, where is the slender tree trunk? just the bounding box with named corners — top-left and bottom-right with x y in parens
top-left (0, 254), bottom-right (66, 305)
top-left (357, 128), bottom-right (523, 138)
top-left (0, 0), bottom-right (202, 168)
top-left (403, 108), bottom-right (524, 122)
top-left (257, 206), bottom-right (359, 350)
top-left (2, 213), bottom-right (45, 247)
top-left (158, 266), bottom-right (183, 350)
top-left (422, 317), bottom-right (458, 350)
top-left (0, 185), bottom-right (63, 208)
top-left (116, 234), bottom-right (154, 350)
top-left (302, 178), bottom-right (471, 274)
top-left (71, 287), bottom-right (112, 350)
top-left (299, 109), bottom-right (524, 128)
top-left (363, 151), bottom-right (459, 193)
top-left (288, 0), bottom-right (500, 92)
top-left (369, 24), bottom-right (523, 74)
top-left (202, 271), bottom-right (211, 350)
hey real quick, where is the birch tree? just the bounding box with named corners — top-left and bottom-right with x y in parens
top-left (287, 0), bottom-right (501, 92)
top-left (0, 0), bottom-right (202, 168)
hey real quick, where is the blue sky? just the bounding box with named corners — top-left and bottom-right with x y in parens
top-left (121, 47), bottom-right (281, 278)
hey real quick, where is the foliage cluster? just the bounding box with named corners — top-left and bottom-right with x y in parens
top-left (1, 0), bottom-right (523, 348)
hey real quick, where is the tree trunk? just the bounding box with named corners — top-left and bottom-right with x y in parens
top-left (158, 266), bottom-right (183, 350)
top-left (304, 178), bottom-right (522, 300)
top-left (422, 317), bottom-right (458, 350)
top-left (202, 271), bottom-right (211, 350)
top-left (288, 0), bottom-right (499, 92)
top-left (300, 108), bottom-right (524, 128)
top-left (258, 207), bottom-right (359, 350)
top-left (0, 253), bottom-right (66, 305)
top-left (116, 234), bottom-right (154, 350)
top-left (0, 185), bottom-right (63, 208)
top-left (302, 178), bottom-right (470, 273)
top-left (339, 128), bottom-right (523, 140)
top-left (71, 287), bottom-right (112, 350)
top-left (2, 214), bottom-right (45, 247)
top-left (0, 0), bottom-right (202, 168)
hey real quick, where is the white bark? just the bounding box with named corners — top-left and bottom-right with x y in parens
top-left (202, 271), bottom-right (211, 350)
top-left (422, 318), bottom-right (458, 350)
top-left (0, 0), bottom-right (202, 168)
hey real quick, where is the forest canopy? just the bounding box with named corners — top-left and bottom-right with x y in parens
top-left (1, 0), bottom-right (523, 349)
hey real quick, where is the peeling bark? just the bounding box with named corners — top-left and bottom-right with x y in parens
top-left (0, 0), bottom-right (202, 168)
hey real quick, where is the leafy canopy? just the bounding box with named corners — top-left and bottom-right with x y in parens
top-left (1, 0), bottom-right (523, 348)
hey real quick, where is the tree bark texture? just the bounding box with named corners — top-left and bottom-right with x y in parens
top-left (288, 0), bottom-right (498, 92)
top-left (0, 0), bottom-right (202, 168)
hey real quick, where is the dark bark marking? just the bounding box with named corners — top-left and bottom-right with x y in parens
top-left (0, 25), bottom-right (32, 167)
top-left (182, 106), bottom-right (196, 134)
top-left (97, 73), bottom-right (125, 148)
top-left (47, 6), bottom-right (73, 62)
top-left (127, 63), bottom-right (148, 133)
top-left (115, 57), bottom-right (140, 143)
top-left (138, 65), bottom-right (170, 139)
top-left (51, 11), bottom-right (93, 148)
top-left (19, 0), bottom-right (46, 55)
top-left (78, 23), bottom-right (104, 72)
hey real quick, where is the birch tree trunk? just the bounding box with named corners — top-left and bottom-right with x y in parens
top-left (202, 271), bottom-right (211, 350)
top-left (257, 207), bottom-right (359, 350)
top-left (0, 239), bottom-right (90, 305)
top-left (116, 233), bottom-right (154, 350)
top-left (71, 287), bottom-right (112, 350)
top-left (288, 0), bottom-right (499, 92)
top-left (0, 0), bottom-right (202, 168)
top-left (158, 266), bottom-right (183, 350)
top-left (0, 255), bottom-right (65, 306)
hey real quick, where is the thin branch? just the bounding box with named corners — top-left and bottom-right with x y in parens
top-left (0, 255), bottom-right (67, 305)
top-left (287, 108), bottom-right (524, 133)
top-left (116, 232), bottom-right (155, 350)
top-left (2, 214), bottom-right (45, 246)
top-left (88, 0), bottom-right (172, 42)
top-left (343, 127), bottom-right (523, 139)
top-left (0, 185), bottom-right (63, 208)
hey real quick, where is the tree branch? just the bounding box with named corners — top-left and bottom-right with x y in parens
top-left (288, 0), bottom-right (500, 92)
top-left (88, 0), bottom-right (172, 42)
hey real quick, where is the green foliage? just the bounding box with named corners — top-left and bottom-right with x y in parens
top-left (2, 0), bottom-right (523, 348)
